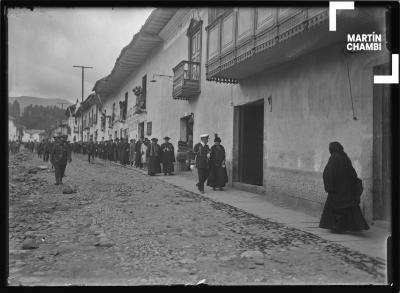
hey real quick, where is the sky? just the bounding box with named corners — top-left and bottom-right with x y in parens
top-left (8, 7), bottom-right (154, 103)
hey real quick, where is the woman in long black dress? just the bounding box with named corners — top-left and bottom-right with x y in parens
top-left (319, 142), bottom-right (369, 233)
top-left (146, 138), bottom-right (161, 176)
top-left (207, 134), bottom-right (228, 191)
top-left (134, 137), bottom-right (143, 168)
top-left (160, 136), bottom-right (175, 175)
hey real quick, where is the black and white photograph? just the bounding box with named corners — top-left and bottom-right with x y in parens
top-left (4, 1), bottom-right (399, 286)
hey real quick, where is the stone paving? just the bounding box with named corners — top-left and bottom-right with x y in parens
top-left (8, 150), bottom-right (387, 285)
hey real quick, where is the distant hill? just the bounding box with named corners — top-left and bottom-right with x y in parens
top-left (9, 96), bottom-right (72, 113)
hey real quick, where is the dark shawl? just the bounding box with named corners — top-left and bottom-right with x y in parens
top-left (207, 144), bottom-right (228, 187)
top-left (323, 142), bottom-right (359, 209)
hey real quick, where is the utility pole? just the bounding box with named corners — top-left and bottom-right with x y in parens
top-left (73, 65), bottom-right (93, 142)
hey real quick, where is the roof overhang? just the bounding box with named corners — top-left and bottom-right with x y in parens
top-left (93, 8), bottom-right (178, 98)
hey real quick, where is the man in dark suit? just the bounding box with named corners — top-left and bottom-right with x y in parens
top-left (50, 134), bottom-right (72, 185)
top-left (193, 134), bottom-right (210, 194)
top-left (88, 138), bottom-right (95, 164)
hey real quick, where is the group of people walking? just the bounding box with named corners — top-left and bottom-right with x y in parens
top-left (35, 139), bottom-right (52, 162)
top-left (8, 140), bottom-right (21, 155)
top-left (68, 133), bottom-right (230, 191)
top-left (23, 131), bottom-right (368, 234)
top-left (69, 136), bottom-right (176, 176)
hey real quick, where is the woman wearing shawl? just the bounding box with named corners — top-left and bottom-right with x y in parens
top-left (319, 142), bottom-right (369, 233)
top-left (134, 137), bottom-right (143, 168)
top-left (160, 136), bottom-right (175, 175)
top-left (207, 134), bottom-right (228, 191)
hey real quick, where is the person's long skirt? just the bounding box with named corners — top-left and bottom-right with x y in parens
top-left (162, 161), bottom-right (174, 174)
top-left (207, 165), bottom-right (228, 188)
top-left (319, 201), bottom-right (370, 232)
top-left (121, 151), bottom-right (128, 165)
top-left (148, 156), bottom-right (161, 175)
top-left (135, 152), bottom-right (142, 168)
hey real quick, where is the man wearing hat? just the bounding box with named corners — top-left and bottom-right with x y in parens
top-left (50, 134), bottom-right (72, 185)
top-left (113, 138), bottom-right (120, 162)
top-left (87, 137), bottom-right (95, 164)
top-left (146, 137), bottom-right (161, 175)
top-left (160, 136), bottom-right (175, 175)
top-left (120, 137), bottom-right (130, 166)
top-left (43, 138), bottom-right (51, 162)
top-left (193, 134), bottom-right (211, 193)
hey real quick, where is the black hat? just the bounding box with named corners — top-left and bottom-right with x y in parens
top-left (151, 137), bottom-right (158, 142)
top-left (214, 133), bottom-right (221, 143)
top-left (164, 136), bottom-right (170, 140)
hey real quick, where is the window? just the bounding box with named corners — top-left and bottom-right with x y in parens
top-left (138, 122), bottom-right (144, 138)
top-left (124, 92), bottom-right (128, 120)
top-left (187, 19), bottom-right (202, 80)
top-left (221, 13), bottom-right (234, 51)
top-left (112, 103), bottom-right (115, 122)
top-left (237, 8), bottom-right (253, 39)
top-left (101, 109), bottom-right (106, 131)
top-left (146, 121), bottom-right (152, 136)
top-left (208, 24), bottom-right (219, 60)
top-left (119, 101), bottom-right (124, 120)
top-left (180, 114), bottom-right (194, 148)
top-left (208, 8), bottom-right (229, 24)
top-left (141, 75), bottom-right (147, 109)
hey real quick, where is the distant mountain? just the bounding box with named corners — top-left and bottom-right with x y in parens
top-left (8, 96), bottom-right (72, 113)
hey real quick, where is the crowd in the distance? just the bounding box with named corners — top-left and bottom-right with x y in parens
top-left (70, 136), bottom-right (176, 176)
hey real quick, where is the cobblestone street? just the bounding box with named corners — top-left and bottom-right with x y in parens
top-left (8, 150), bottom-right (386, 285)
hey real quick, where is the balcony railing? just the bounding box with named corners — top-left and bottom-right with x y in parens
top-left (205, 7), bottom-right (384, 83)
top-left (172, 61), bottom-right (201, 100)
top-left (205, 7), bottom-right (330, 83)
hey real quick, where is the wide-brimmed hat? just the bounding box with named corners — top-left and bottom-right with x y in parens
top-left (200, 134), bottom-right (209, 138)
top-left (163, 136), bottom-right (170, 140)
top-left (151, 137), bottom-right (158, 142)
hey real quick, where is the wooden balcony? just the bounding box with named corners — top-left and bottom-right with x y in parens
top-left (172, 61), bottom-right (201, 100)
top-left (205, 7), bottom-right (384, 83)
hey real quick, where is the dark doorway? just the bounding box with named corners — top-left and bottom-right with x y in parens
top-left (180, 114), bottom-right (194, 148)
top-left (373, 64), bottom-right (391, 221)
top-left (238, 100), bottom-right (264, 186)
top-left (138, 122), bottom-right (145, 139)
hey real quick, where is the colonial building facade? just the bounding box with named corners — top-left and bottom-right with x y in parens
top-left (74, 7), bottom-right (391, 224)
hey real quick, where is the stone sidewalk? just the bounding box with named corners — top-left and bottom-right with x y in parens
top-left (109, 160), bottom-right (388, 262)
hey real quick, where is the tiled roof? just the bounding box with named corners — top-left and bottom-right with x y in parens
top-left (93, 8), bottom-right (178, 98)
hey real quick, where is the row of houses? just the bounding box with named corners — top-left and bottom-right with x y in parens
top-left (65, 7), bottom-right (391, 224)
top-left (8, 116), bottom-right (46, 142)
